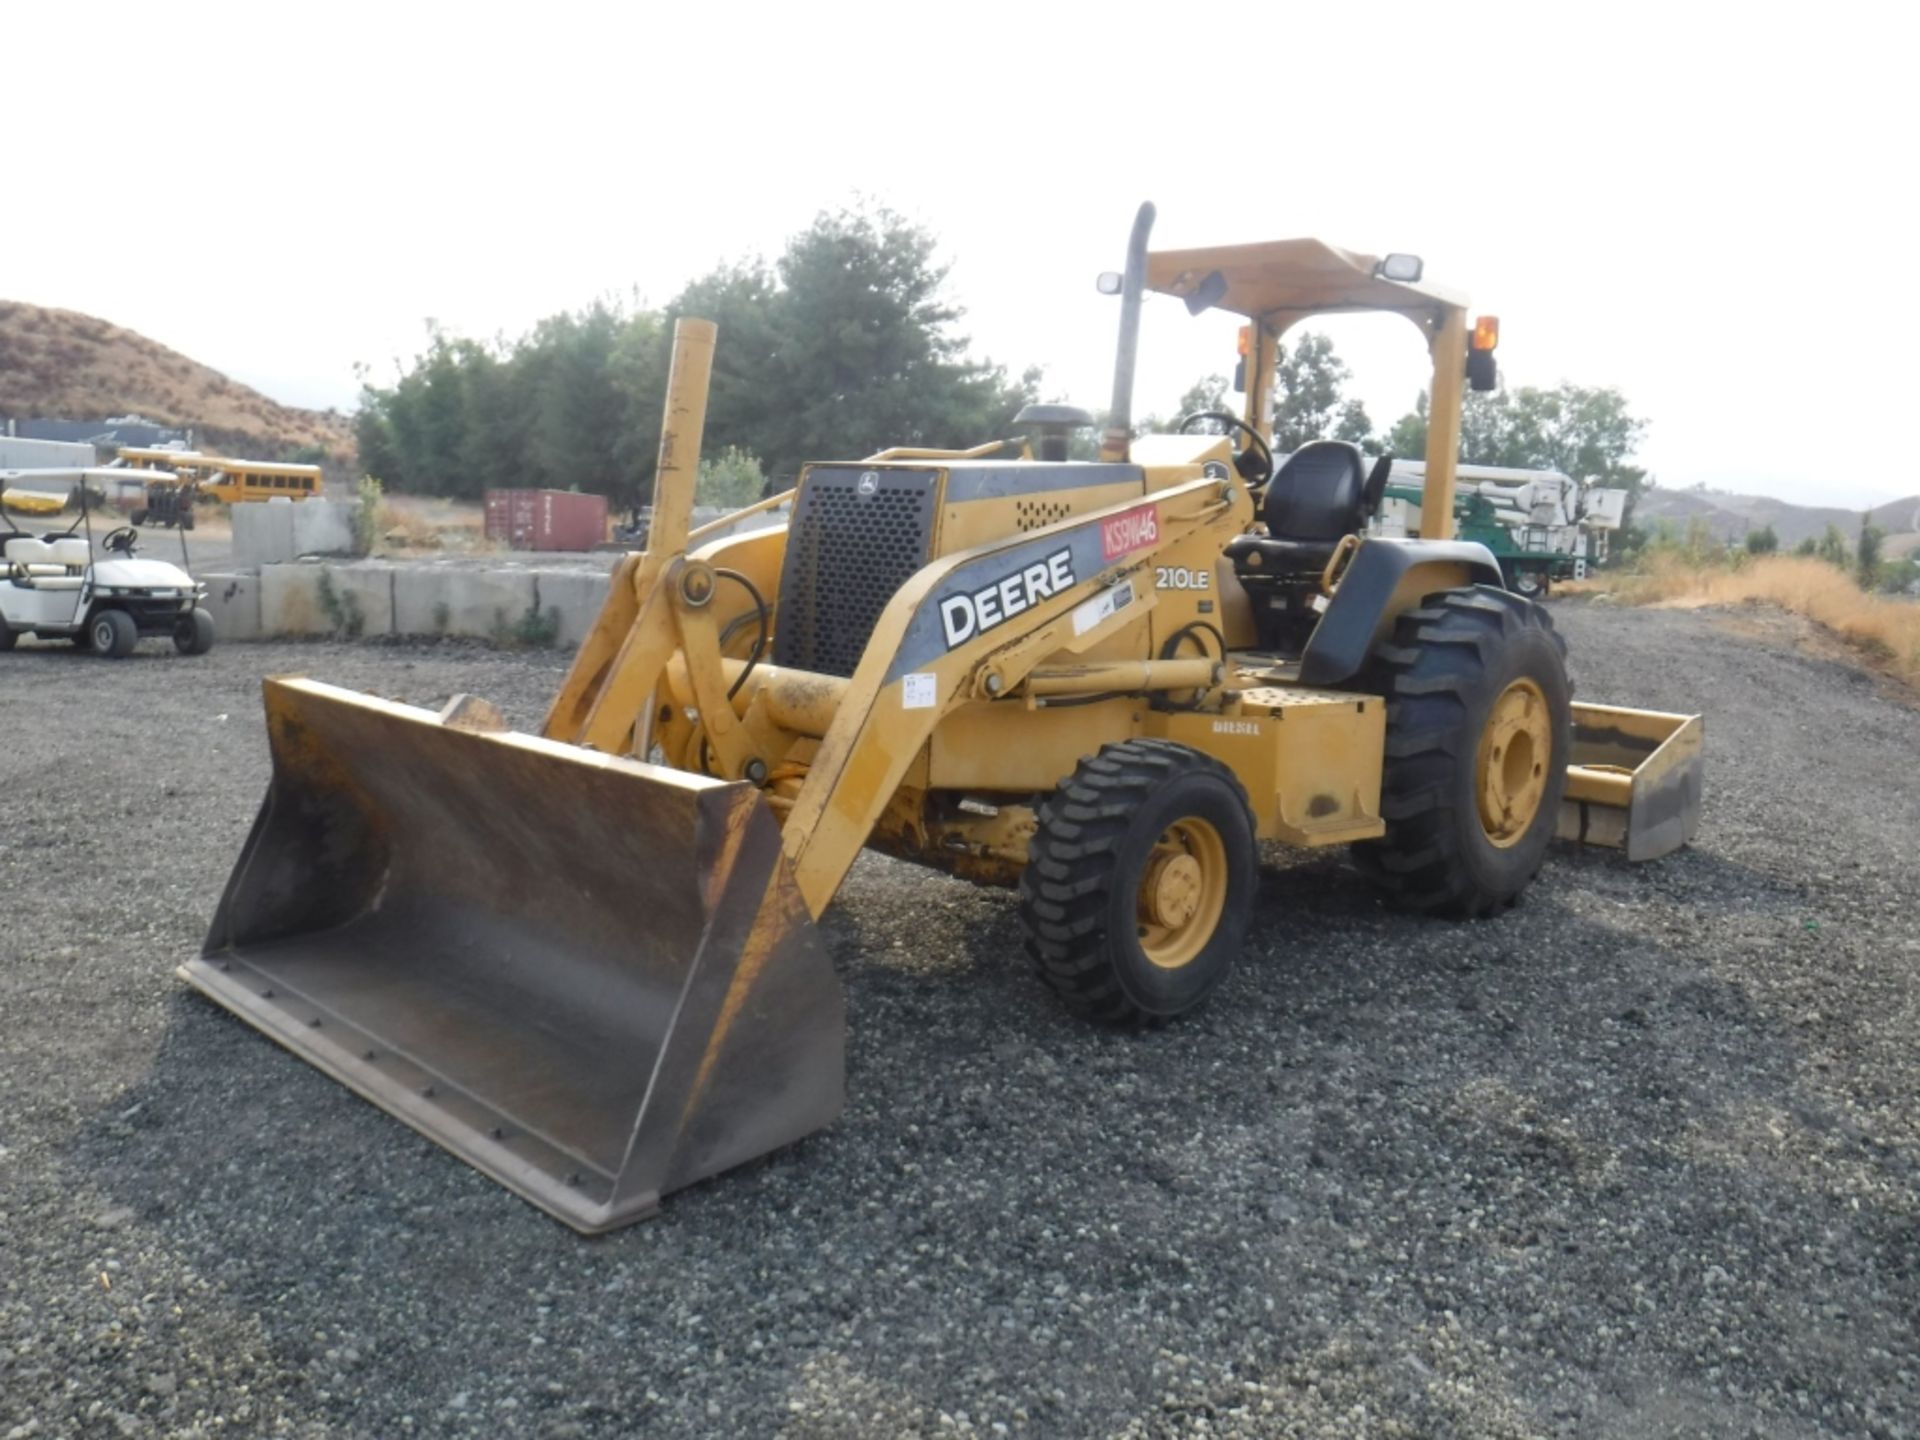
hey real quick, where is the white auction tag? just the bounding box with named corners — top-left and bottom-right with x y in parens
top-left (902, 673), bottom-right (937, 709)
top-left (1072, 579), bottom-right (1135, 636)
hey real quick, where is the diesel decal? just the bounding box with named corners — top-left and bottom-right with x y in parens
top-left (940, 548), bottom-right (1074, 649)
top-left (1100, 503), bottom-right (1160, 561)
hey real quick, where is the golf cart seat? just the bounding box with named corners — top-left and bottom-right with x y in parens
top-left (47, 537), bottom-right (89, 567)
top-left (4, 537), bottom-right (56, 566)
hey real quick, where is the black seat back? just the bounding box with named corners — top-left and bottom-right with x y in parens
top-left (1263, 441), bottom-right (1369, 543)
top-left (1362, 453), bottom-right (1392, 516)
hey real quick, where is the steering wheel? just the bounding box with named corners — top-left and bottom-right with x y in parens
top-left (1177, 411), bottom-right (1274, 489)
top-left (101, 527), bottom-right (139, 556)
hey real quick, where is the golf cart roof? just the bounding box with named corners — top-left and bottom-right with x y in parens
top-left (1147, 238), bottom-right (1465, 322)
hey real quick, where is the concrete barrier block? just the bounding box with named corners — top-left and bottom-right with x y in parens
top-left (260, 564), bottom-right (328, 636)
top-left (531, 570), bottom-right (612, 647)
top-left (232, 502), bottom-right (298, 566)
top-left (292, 499), bottom-right (356, 557)
top-left (198, 571), bottom-right (261, 642)
top-left (325, 565), bottom-right (395, 637)
top-left (394, 566), bottom-right (536, 639)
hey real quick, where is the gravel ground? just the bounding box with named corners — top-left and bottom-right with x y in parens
top-left (1, 602), bottom-right (1916, 1439)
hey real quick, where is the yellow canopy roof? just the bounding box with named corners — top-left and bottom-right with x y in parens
top-left (1147, 238), bottom-right (1465, 322)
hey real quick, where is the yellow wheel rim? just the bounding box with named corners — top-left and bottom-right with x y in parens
top-left (1136, 817), bottom-right (1229, 969)
top-left (1475, 677), bottom-right (1552, 848)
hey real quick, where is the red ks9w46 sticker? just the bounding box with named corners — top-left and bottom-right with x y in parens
top-left (1100, 503), bottom-right (1159, 561)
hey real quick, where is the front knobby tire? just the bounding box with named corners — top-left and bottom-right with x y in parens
top-left (1353, 586), bottom-right (1571, 917)
top-left (1019, 739), bottom-right (1257, 1024)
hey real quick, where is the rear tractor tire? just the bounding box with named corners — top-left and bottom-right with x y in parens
top-left (1353, 586), bottom-right (1571, 917)
top-left (90, 608), bottom-right (138, 660)
top-left (1019, 739), bottom-right (1257, 1024)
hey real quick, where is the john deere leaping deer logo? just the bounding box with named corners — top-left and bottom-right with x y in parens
top-left (857, 471), bottom-right (880, 497)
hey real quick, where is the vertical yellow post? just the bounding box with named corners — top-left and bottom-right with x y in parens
top-left (647, 317), bottom-right (717, 559)
top-left (1240, 321), bottom-right (1281, 446)
top-left (540, 317), bottom-right (717, 744)
top-left (1421, 306), bottom-right (1466, 541)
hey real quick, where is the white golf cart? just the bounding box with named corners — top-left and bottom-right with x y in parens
top-left (0, 491), bottom-right (213, 658)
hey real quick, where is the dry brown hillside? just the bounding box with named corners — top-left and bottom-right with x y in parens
top-left (0, 300), bottom-right (354, 461)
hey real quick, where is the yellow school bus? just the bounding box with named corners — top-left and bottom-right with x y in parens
top-left (115, 448), bottom-right (323, 504)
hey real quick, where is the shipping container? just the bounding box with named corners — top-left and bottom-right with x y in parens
top-left (483, 488), bottom-right (609, 551)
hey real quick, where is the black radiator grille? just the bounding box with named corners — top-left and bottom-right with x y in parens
top-left (774, 467), bottom-right (938, 678)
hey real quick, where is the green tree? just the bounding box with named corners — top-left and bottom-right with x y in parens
top-left (527, 303), bottom-right (629, 494)
top-left (1816, 523), bottom-right (1850, 567)
top-left (1383, 389), bottom-right (1429, 460)
top-left (353, 203), bottom-right (1037, 503)
top-left (1270, 332), bottom-right (1351, 451)
top-left (1333, 398), bottom-right (1374, 447)
top-left (1745, 524), bottom-right (1779, 555)
top-left (1857, 518), bottom-right (1885, 587)
top-left (1793, 536), bottom-right (1819, 557)
top-left (752, 205), bottom-right (1033, 474)
top-left (1174, 374), bottom-right (1232, 422)
top-left (1384, 382), bottom-right (1649, 519)
top-left (1879, 556), bottom-right (1920, 594)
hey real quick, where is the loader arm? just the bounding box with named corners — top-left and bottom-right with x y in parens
top-left (781, 474), bottom-right (1239, 915)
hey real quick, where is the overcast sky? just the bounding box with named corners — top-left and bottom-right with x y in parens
top-left (10, 2), bottom-right (1914, 506)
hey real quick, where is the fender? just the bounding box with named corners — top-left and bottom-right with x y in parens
top-left (1298, 537), bottom-right (1506, 687)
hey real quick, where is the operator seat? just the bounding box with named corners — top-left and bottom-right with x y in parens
top-left (1224, 441), bottom-right (1392, 653)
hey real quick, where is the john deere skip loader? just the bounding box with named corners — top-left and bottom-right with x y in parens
top-left (183, 205), bottom-right (1702, 1231)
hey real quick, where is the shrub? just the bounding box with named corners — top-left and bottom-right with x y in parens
top-left (353, 475), bottom-right (384, 556)
top-left (696, 446), bottom-right (766, 511)
top-left (316, 570), bottom-right (365, 639)
top-left (489, 602), bottom-right (560, 649)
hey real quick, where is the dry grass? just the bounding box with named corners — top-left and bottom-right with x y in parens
top-left (372, 494), bottom-right (495, 554)
top-left (1574, 554), bottom-right (1920, 684)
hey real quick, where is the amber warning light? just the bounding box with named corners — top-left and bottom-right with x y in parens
top-left (1472, 315), bottom-right (1501, 351)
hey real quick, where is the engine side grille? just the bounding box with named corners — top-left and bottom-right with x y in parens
top-left (774, 467), bottom-right (939, 678)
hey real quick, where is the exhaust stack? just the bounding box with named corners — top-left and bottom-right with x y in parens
top-left (1100, 201), bottom-right (1156, 462)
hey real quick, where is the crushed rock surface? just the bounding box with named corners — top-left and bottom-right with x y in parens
top-left (0, 605), bottom-right (1914, 1438)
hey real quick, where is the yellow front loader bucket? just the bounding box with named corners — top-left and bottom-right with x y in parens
top-left (179, 678), bottom-right (844, 1233)
top-left (1558, 703), bottom-right (1704, 862)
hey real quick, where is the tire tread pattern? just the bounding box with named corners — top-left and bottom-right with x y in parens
top-left (1352, 587), bottom-right (1568, 917)
top-left (1018, 739), bottom-right (1252, 1024)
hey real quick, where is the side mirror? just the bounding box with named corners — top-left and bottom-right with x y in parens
top-left (1376, 253), bottom-right (1424, 283)
top-left (1096, 271), bottom-right (1124, 296)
